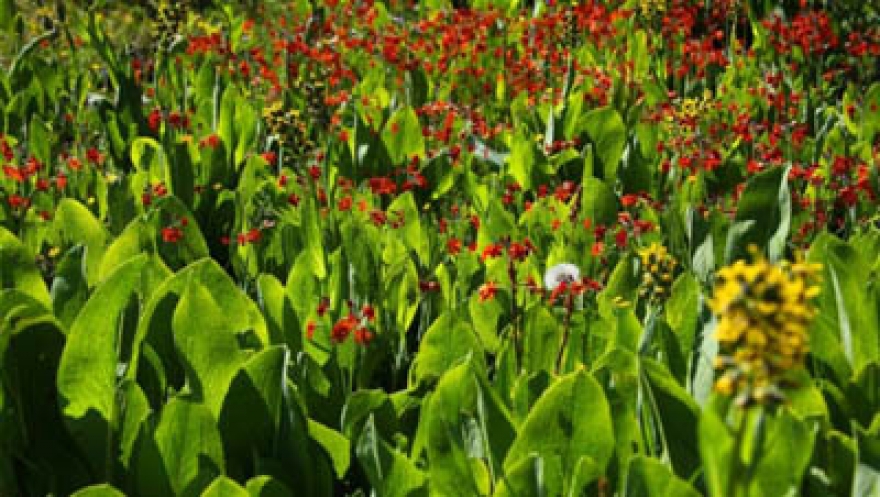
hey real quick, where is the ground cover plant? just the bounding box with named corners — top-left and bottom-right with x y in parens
top-left (1, 0), bottom-right (880, 495)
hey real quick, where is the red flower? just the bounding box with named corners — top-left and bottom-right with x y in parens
top-left (86, 148), bottom-right (103, 165)
top-left (615, 228), bottom-right (628, 248)
top-left (148, 109), bottom-right (163, 132)
top-left (447, 238), bottom-right (462, 255)
top-left (362, 304), bottom-right (376, 322)
top-left (306, 321), bottom-right (317, 340)
top-left (245, 228), bottom-right (262, 244)
top-left (478, 281), bottom-right (498, 302)
top-left (621, 194), bottom-right (639, 207)
top-left (331, 314), bottom-right (359, 343)
top-left (354, 327), bottom-right (374, 346)
top-left (199, 134), bottom-right (221, 149)
top-left (161, 226), bottom-right (183, 243)
top-left (481, 243), bottom-right (503, 261)
top-left (8, 194), bottom-right (29, 209)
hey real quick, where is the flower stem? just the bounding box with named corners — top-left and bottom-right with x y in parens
top-left (554, 293), bottom-right (575, 375)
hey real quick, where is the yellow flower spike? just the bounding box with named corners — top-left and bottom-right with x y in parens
top-left (637, 243), bottom-right (677, 304)
top-left (710, 252), bottom-right (821, 407)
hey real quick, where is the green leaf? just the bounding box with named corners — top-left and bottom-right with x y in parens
top-left (244, 476), bottom-right (294, 497)
top-left (748, 410), bottom-right (816, 497)
top-left (98, 219), bottom-right (150, 282)
top-left (28, 116), bottom-right (51, 164)
top-left (0, 0), bottom-right (15, 31)
top-left (503, 370), bottom-right (615, 495)
top-left (201, 476), bottom-right (249, 497)
top-left (493, 454), bottom-right (544, 497)
top-left (584, 106), bottom-right (626, 180)
top-left (382, 105), bottom-right (425, 164)
top-left (70, 484), bottom-right (126, 497)
top-left (356, 416), bottom-right (427, 497)
top-left (219, 346), bottom-right (286, 470)
top-left (697, 406), bottom-right (734, 497)
top-left (425, 363), bottom-right (510, 496)
top-left (172, 276), bottom-right (251, 417)
top-left (128, 259), bottom-right (268, 402)
top-left (152, 398), bottom-right (225, 497)
top-left (303, 198), bottom-right (326, 279)
top-left (0, 227), bottom-right (50, 307)
top-left (57, 255), bottom-right (150, 477)
top-left (51, 245), bottom-right (90, 327)
top-left (388, 191), bottom-right (428, 263)
top-left (809, 234), bottom-right (879, 374)
top-left (580, 177), bottom-right (618, 226)
top-left (308, 420), bottom-right (351, 478)
top-left (623, 456), bottom-right (701, 497)
top-left (641, 359), bottom-right (702, 479)
top-left (54, 199), bottom-right (108, 287)
top-left (508, 129), bottom-right (535, 190)
top-left (725, 166), bottom-right (790, 263)
top-left (410, 311), bottom-right (485, 388)
top-left (665, 274), bottom-right (699, 366)
top-left (854, 426), bottom-right (880, 497)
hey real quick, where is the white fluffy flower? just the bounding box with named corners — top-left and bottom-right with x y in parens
top-left (544, 263), bottom-right (581, 290)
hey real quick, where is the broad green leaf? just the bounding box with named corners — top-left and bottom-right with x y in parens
top-left (508, 129), bottom-right (535, 190)
top-left (57, 255), bottom-right (150, 477)
top-left (623, 456), bottom-right (701, 497)
top-left (725, 166), bottom-right (790, 263)
top-left (749, 410), bottom-right (816, 497)
top-left (356, 416), bottom-right (427, 497)
top-left (493, 454), bottom-right (544, 497)
top-left (584, 106), bottom-right (626, 180)
top-left (70, 484), bottom-right (126, 497)
top-left (97, 219), bottom-right (150, 282)
top-left (54, 199), bottom-right (108, 286)
top-left (0, 0), bottom-right (14, 31)
top-left (809, 234), bottom-right (879, 374)
top-left (382, 105), bottom-right (425, 164)
top-left (219, 346), bottom-right (286, 469)
top-left (410, 311), bottom-right (485, 388)
top-left (854, 426), bottom-right (880, 497)
top-left (425, 363), bottom-right (507, 496)
top-left (244, 476), bottom-right (294, 497)
top-left (697, 405), bottom-right (734, 497)
top-left (129, 259), bottom-right (268, 388)
top-left (580, 177), bottom-right (618, 226)
top-left (201, 476), bottom-right (249, 497)
top-left (151, 398), bottom-right (225, 497)
top-left (388, 191), bottom-right (428, 263)
top-left (172, 277), bottom-right (251, 417)
top-left (0, 227), bottom-right (50, 307)
top-left (504, 370), bottom-right (615, 495)
top-left (665, 274), bottom-right (699, 363)
top-left (308, 420), bottom-right (351, 478)
top-left (51, 245), bottom-right (90, 327)
top-left (303, 197), bottom-right (326, 279)
top-left (641, 359), bottom-right (701, 479)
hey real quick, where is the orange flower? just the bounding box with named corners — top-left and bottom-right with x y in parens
top-left (478, 281), bottom-right (498, 302)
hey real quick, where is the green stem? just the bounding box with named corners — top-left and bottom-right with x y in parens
top-left (726, 409), bottom-right (750, 497)
top-left (742, 408), bottom-right (767, 491)
top-left (554, 293), bottom-right (575, 375)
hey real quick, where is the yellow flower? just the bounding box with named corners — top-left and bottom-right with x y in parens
top-left (638, 243), bottom-right (677, 303)
top-left (709, 249), bottom-right (821, 407)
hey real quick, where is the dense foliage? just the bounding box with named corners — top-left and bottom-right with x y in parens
top-left (1, 0), bottom-right (880, 495)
